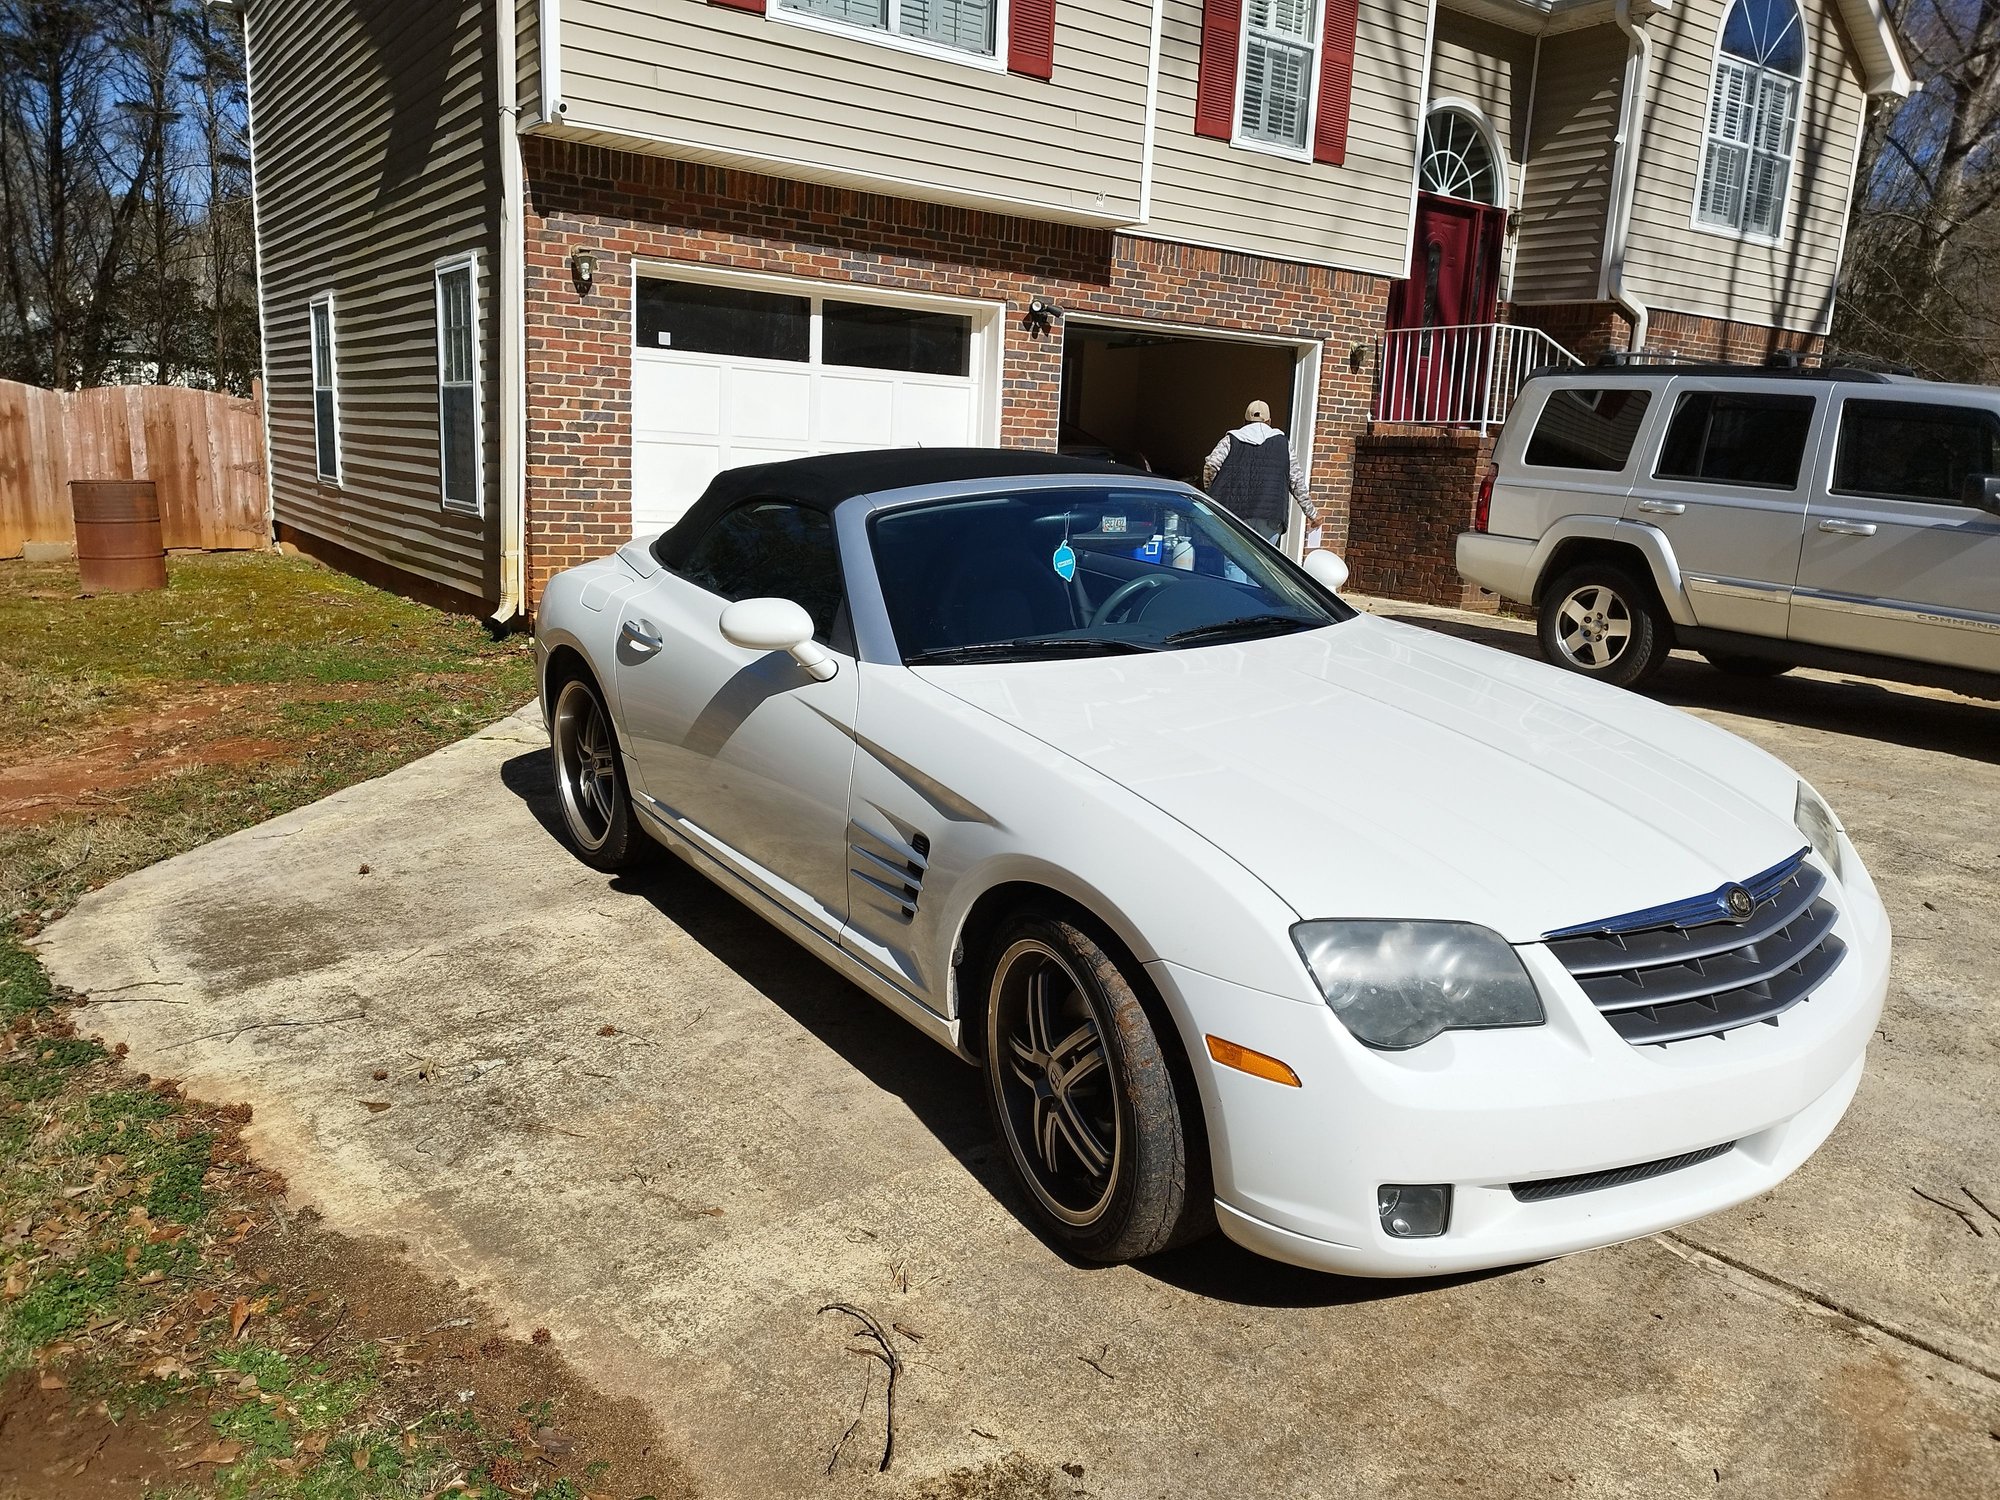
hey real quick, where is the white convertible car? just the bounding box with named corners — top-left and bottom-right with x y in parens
top-left (534, 450), bottom-right (1890, 1277)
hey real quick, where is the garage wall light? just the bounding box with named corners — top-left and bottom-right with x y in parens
top-left (1023, 296), bottom-right (1063, 339)
top-left (569, 248), bottom-right (597, 297)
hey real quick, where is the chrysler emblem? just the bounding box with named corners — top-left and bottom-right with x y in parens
top-left (1724, 885), bottom-right (1755, 920)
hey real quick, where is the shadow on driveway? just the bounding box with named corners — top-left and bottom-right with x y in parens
top-left (498, 745), bottom-right (1499, 1311)
top-left (1375, 609), bottom-right (2000, 766)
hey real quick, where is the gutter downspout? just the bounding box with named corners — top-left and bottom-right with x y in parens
top-left (1605, 0), bottom-right (1655, 353)
top-left (491, 0), bottom-right (527, 626)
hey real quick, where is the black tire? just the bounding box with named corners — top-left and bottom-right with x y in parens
top-left (979, 911), bottom-right (1211, 1262)
top-left (548, 671), bottom-right (646, 873)
top-left (1702, 651), bottom-right (1792, 678)
top-left (1537, 563), bottom-right (1673, 688)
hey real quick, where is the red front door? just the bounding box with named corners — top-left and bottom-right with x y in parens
top-left (1392, 194), bottom-right (1504, 332)
top-left (1383, 195), bottom-right (1506, 422)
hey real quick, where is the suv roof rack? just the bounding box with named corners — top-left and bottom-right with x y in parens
top-left (1588, 350), bottom-right (1899, 382)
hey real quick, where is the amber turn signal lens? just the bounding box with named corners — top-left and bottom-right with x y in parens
top-left (1205, 1035), bottom-right (1302, 1087)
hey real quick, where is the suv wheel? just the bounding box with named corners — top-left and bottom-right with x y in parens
top-left (1538, 564), bottom-right (1673, 688)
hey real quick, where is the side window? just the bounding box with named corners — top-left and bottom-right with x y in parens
top-left (1655, 391), bottom-right (1816, 489)
top-left (309, 294), bottom-right (339, 483)
top-left (1522, 388), bottom-right (1653, 472)
top-left (679, 501), bottom-right (845, 642)
top-left (1833, 400), bottom-right (2000, 504)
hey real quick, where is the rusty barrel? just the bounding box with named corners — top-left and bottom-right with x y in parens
top-left (70, 480), bottom-right (167, 593)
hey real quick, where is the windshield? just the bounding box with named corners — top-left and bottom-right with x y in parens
top-left (870, 486), bottom-right (1350, 664)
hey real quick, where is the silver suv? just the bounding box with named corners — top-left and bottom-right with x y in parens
top-left (1456, 364), bottom-right (2000, 689)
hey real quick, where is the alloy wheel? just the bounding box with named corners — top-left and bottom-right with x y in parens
top-left (1555, 583), bottom-right (1633, 670)
top-left (553, 679), bottom-right (618, 852)
top-left (990, 939), bottom-right (1123, 1228)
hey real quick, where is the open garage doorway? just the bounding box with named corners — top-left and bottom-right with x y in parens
top-left (1058, 321), bottom-right (1319, 549)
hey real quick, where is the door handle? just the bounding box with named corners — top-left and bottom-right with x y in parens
top-left (621, 618), bottom-right (664, 652)
top-left (1636, 500), bottom-right (1686, 515)
top-left (1817, 519), bottom-right (1878, 537)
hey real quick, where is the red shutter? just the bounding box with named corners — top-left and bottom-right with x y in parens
top-left (710, 0), bottom-right (765, 13)
top-left (1313, 0), bottom-right (1360, 165)
top-left (1195, 0), bottom-right (1243, 139)
top-left (1008, 0), bottom-right (1055, 79)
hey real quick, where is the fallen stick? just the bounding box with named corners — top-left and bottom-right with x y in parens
top-left (819, 1301), bottom-right (900, 1473)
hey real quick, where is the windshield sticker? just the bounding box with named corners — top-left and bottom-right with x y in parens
top-left (1052, 542), bottom-right (1077, 582)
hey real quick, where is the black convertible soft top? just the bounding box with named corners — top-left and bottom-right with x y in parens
top-left (654, 447), bottom-right (1150, 568)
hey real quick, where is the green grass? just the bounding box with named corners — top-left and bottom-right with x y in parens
top-left (0, 551), bottom-right (534, 920)
top-left (0, 553), bottom-right (636, 1499)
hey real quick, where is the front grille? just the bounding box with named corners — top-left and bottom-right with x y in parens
top-left (1511, 1142), bottom-right (1736, 1202)
top-left (1544, 851), bottom-right (1845, 1045)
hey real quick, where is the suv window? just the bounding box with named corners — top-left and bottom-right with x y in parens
top-left (1833, 400), bottom-right (2000, 504)
top-left (679, 500), bottom-right (845, 641)
top-left (1523, 388), bottom-right (1653, 472)
top-left (1655, 391), bottom-right (1816, 490)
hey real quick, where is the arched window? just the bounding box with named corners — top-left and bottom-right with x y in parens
top-left (1419, 108), bottom-right (1503, 206)
top-left (1695, 0), bottom-right (1805, 238)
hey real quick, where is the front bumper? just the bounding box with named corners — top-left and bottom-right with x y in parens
top-left (1148, 848), bottom-right (1891, 1277)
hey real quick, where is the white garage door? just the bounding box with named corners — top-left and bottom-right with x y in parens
top-left (631, 274), bottom-right (992, 534)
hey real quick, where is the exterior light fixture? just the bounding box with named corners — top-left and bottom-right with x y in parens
top-left (1023, 296), bottom-right (1063, 338)
top-left (569, 248), bottom-right (597, 296)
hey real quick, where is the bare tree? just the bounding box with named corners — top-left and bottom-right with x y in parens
top-left (1835, 0), bottom-right (2000, 379)
top-left (0, 0), bottom-right (252, 390)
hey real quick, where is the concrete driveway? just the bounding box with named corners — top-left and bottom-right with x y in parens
top-left (36, 607), bottom-right (2000, 1499)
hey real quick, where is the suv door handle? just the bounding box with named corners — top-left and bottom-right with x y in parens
top-left (1636, 500), bottom-right (1686, 515)
top-left (621, 618), bottom-right (665, 652)
top-left (1817, 519), bottom-right (1878, 536)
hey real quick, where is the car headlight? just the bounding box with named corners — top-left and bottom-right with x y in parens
top-left (1794, 781), bottom-right (1844, 882)
top-left (1291, 920), bottom-right (1545, 1051)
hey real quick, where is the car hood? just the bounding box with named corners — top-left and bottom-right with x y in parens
top-left (918, 615), bottom-right (1807, 943)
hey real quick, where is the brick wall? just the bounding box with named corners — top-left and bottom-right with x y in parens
top-left (521, 138), bottom-right (1390, 607)
top-left (1344, 428), bottom-right (1496, 609)
top-left (1506, 301), bottom-right (1827, 366)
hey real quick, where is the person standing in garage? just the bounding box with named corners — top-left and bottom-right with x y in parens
top-left (1202, 400), bottom-right (1317, 548)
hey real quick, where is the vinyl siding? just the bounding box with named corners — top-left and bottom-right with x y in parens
top-left (246, 0), bottom-right (501, 603)
top-left (1511, 22), bottom-right (1622, 304)
top-left (548, 0), bottom-right (1153, 224)
top-left (519, 0), bottom-right (542, 122)
top-left (1429, 8), bottom-right (1532, 167)
top-left (1621, 0), bottom-right (1865, 334)
top-left (1141, 0), bottom-right (1430, 278)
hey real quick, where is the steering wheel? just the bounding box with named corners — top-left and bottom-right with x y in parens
top-left (1091, 572), bottom-right (1172, 627)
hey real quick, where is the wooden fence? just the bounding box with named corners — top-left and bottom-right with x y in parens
top-left (0, 379), bottom-right (269, 558)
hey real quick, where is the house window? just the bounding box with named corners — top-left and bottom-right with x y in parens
top-left (1237, 0), bottom-right (1319, 152)
top-left (1695, 0), bottom-right (1805, 239)
top-left (435, 257), bottom-right (481, 514)
top-left (1419, 109), bottom-right (1502, 206)
top-left (309, 294), bottom-right (338, 483)
top-left (778, 0), bottom-right (997, 58)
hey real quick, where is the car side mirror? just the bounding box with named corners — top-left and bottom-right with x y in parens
top-left (1303, 548), bottom-right (1350, 594)
top-left (1960, 473), bottom-right (2000, 516)
top-left (718, 597), bottom-right (838, 682)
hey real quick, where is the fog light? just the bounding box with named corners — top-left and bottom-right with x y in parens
top-left (1377, 1184), bottom-right (1451, 1239)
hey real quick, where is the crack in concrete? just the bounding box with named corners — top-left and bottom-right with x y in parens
top-left (1662, 1231), bottom-right (2000, 1384)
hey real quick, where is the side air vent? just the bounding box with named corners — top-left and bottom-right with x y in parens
top-left (849, 823), bottom-right (930, 923)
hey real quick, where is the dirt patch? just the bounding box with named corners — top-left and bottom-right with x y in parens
top-left (0, 687), bottom-right (282, 828)
top-left (236, 1216), bottom-right (700, 1500)
top-left (0, 1370), bottom-right (209, 1497)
